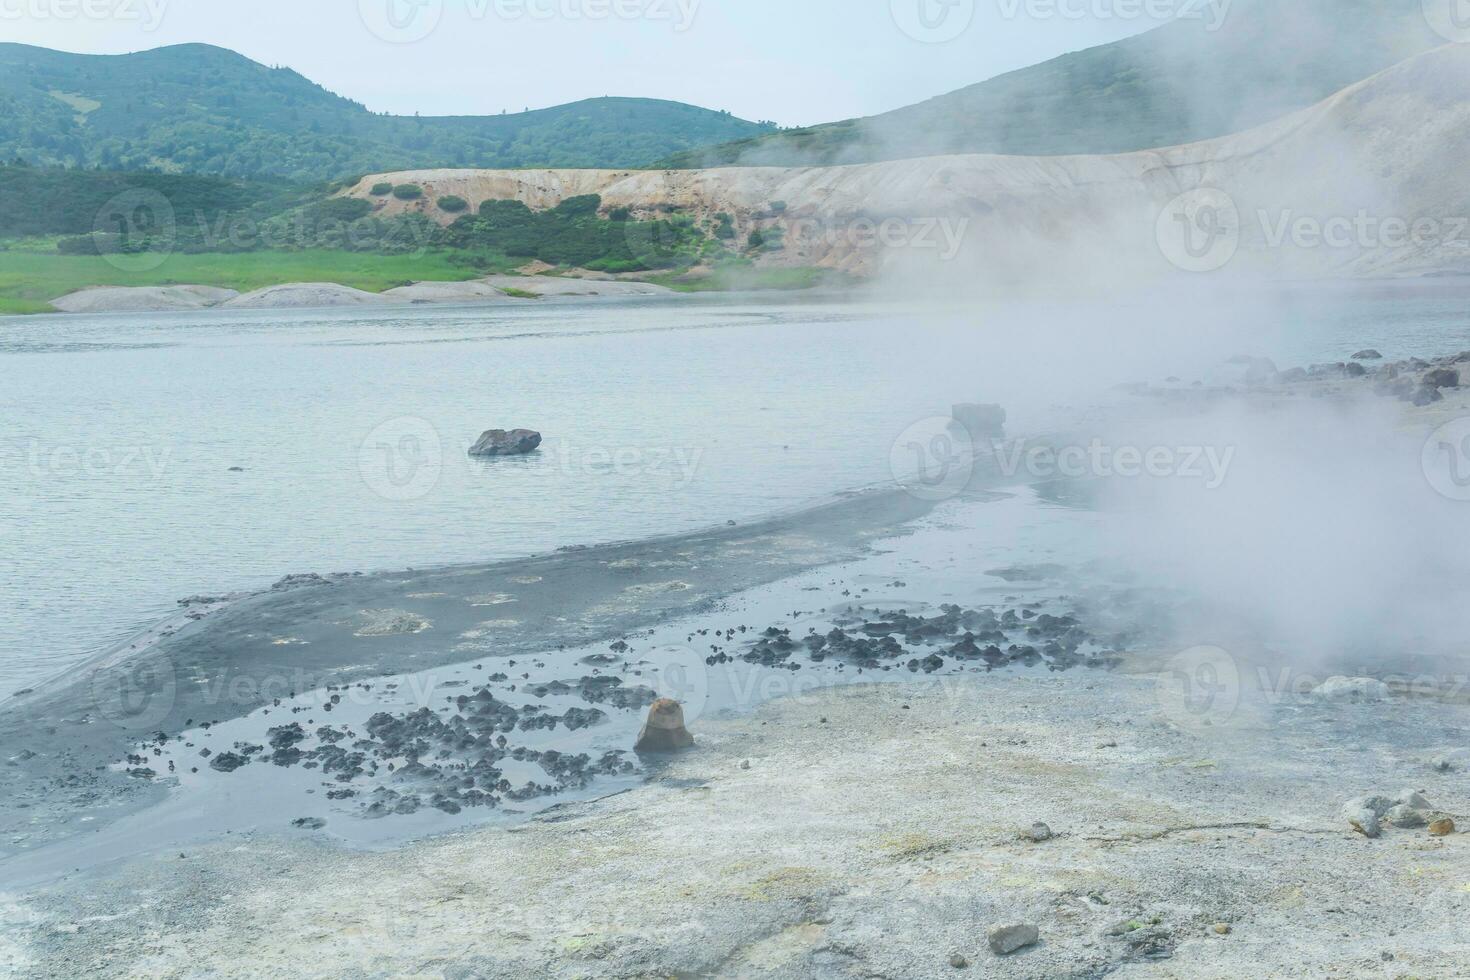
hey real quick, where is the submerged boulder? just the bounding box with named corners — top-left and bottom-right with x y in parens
top-left (469, 429), bottom-right (543, 457)
top-left (951, 403), bottom-right (1007, 440)
top-left (634, 698), bottom-right (695, 753)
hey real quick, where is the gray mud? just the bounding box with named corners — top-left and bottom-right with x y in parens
top-left (0, 484), bottom-right (938, 877)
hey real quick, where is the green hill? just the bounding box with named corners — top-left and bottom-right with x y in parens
top-left (0, 43), bottom-right (776, 181)
top-left (659, 0), bottom-right (1444, 167)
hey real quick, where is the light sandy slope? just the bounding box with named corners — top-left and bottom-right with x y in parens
top-left (346, 44), bottom-right (1470, 281)
top-left (47, 276), bottom-right (674, 313)
top-left (48, 285), bottom-right (238, 313)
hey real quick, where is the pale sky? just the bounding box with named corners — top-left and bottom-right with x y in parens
top-left (0, 0), bottom-right (1174, 126)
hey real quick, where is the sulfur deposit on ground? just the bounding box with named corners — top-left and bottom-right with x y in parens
top-left (347, 44), bottom-right (1470, 281)
top-left (6, 667), bottom-right (1468, 979)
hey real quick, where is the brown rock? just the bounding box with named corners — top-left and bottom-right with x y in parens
top-left (1429, 818), bottom-right (1456, 837)
top-left (634, 698), bottom-right (695, 753)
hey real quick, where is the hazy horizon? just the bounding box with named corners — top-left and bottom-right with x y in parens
top-left (1, 0), bottom-right (1175, 125)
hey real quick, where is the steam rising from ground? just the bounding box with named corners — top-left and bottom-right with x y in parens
top-left (1095, 395), bottom-right (1470, 666)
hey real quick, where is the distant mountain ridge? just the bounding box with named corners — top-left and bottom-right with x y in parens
top-left (350, 42), bottom-right (1470, 282)
top-left (659, 0), bottom-right (1447, 167)
top-left (0, 43), bottom-right (775, 181)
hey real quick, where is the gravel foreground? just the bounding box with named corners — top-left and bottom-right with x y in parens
top-left (6, 665), bottom-right (1468, 979)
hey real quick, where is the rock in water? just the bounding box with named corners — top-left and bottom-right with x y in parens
top-left (634, 698), bottom-right (695, 753)
top-left (469, 429), bottom-right (542, 457)
top-left (1423, 367), bottom-right (1461, 389)
top-left (951, 403), bottom-right (1007, 440)
top-left (987, 923), bottom-right (1039, 955)
top-left (1352, 349), bottom-right (1383, 360)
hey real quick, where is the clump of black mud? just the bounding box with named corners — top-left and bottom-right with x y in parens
top-left (126, 589), bottom-right (1132, 824)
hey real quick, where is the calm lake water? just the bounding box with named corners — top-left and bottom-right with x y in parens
top-left (3, 281), bottom-right (1468, 699)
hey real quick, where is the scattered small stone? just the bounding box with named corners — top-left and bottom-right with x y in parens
top-left (1429, 818), bottom-right (1456, 838)
top-left (208, 752), bottom-right (249, 773)
top-left (1212, 923), bottom-right (1232, 936)
top-left (1395, 789), bottom-right (1432, 810)
top-left (1343, 796), bottom-right (1392, 838)
top-left (987, 923), bottom-right (1039, 956)
top-left (949, 952), bottom-right (969, 968)
top-left (633, 698), bottom-right (695, 753)
top-left (291, 817), bottom-right (327, 830)
top-left (1312, 677), bottom-right (1389, 701)
top-left (1387, 804), bottom-right (1428, 828)
top-left (1025, 822), bottom-right (1053, 843)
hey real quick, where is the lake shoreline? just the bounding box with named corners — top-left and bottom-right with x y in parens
top-left (3, 345), bottom-right (1469, 976)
